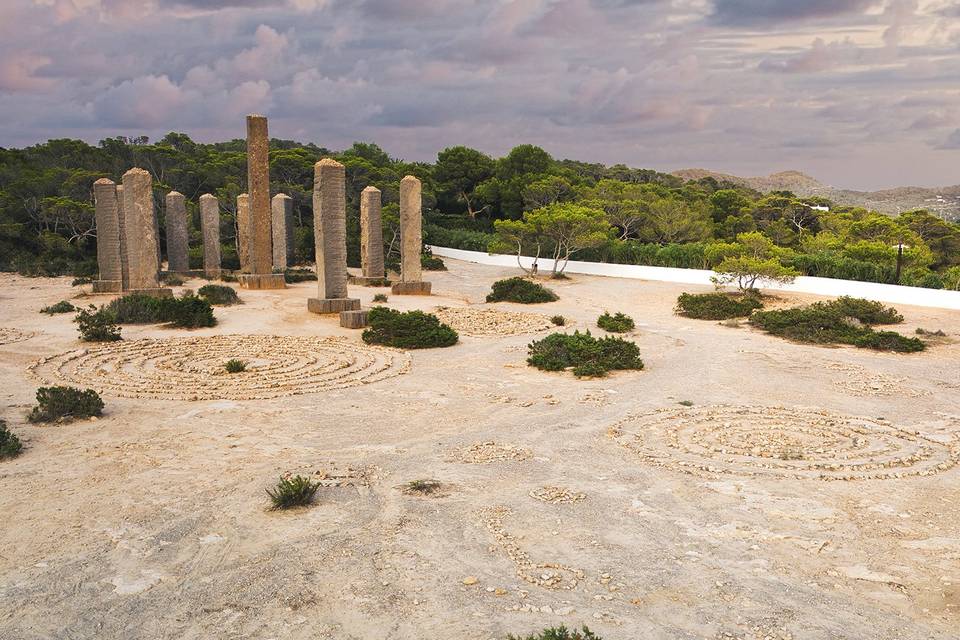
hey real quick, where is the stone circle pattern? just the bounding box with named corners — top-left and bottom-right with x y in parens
top-left (451, 441), bottom-right (532, 464)
top-left (431, 306), bottom-right (553, 337)
top-left (608, 405), bottom-right (958, 481)
top-left (29, 335), bottom-right (410, 401)
top-left (0, 327), bottom-right (35, 346)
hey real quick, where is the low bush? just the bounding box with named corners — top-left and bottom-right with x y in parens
top-left (198, 284), bottom-right (241, 306)
top-left (0, 420), bottom-right (23, 459)
top-left (550, 315), bottom-right (566, 326)
top-left (75, 305), bottom-right (121, 342)
top-left (372, 293), bottom-right (388, 302)
top-left (267, 475), bottom-right (320, 510)
top-left (403, 479), bottom-right (442, 495)
top-left (284, 268), bottom-right (317, 283)
top-left (224, 359), bottom-right (246, 373)
top-left (28, 386), bottom-right (104, 423)
top-left (161, 273), bottom-right (185, 286)
top-left (597, 311), bottom-right (635, 333)
top-left (750, 299), bottom-right (924, 353)
top-left (507, 626), bottom-right (601, 640)
top-left (421, 249), bottom-right (447, 271)
top-left (675, 292), bottom-right (763, 320)
top-left (105, 294), bottom-right (216, 328)
top-left (486, 277), bottom-right (559, 304)
top-left (527, 331), bottom-right (643, 377)
top-left (41, 300), bottom-right (76, 315)
top-left (362, 307), bottom-right (458, 349)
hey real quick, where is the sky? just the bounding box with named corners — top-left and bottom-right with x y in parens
top-left (1, 0), bottom-right (958, 190)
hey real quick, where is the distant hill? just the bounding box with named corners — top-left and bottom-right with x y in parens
top-left (672, 168), bottom-right (960, 220)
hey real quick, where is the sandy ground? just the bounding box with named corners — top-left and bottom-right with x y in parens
top-left (0, 260), bottom-right (958, 640)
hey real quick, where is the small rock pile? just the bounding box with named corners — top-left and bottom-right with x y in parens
top-left (432, 306), bottom-right (553, 337)
top-left (529, 486), bottom-right (585, 504)
top-left (451, 441), bottom-right (532, 464)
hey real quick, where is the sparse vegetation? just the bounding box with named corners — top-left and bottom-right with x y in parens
top-left (507, 626), bottom-right (602, 640)
top-left (283, 268), bottom-right (317, 283)
top-left (198, 284), bottom-right (241, 306)
top-left (267, 475), bottom-right (320, 510)
top-left (678, 400), bottom-right (694, 406)
top-left (372, 293), bottom-right (388, 302)
top-left (224, 359), bottom-right (246, 374)
top-left (916, 328), bottom-right (946, 337)
top-left (27, 386), bottom-right (104, 423)
top-left (675, 291), bottom-right (764, 320)
top-left (161, 273), bottom-right (185, 286)
top-left (550, 315), bottom-right (566, 326)
top-left (0, 420), bottom-right (23, 459)
top-left (104, 293), bottom-right (216, 328)
top-left (362, 307), bottom-right (458, 349)
top-left (486, 277), bottom-right (559, 304)
top-left (40, 300), bottom-right (76, 314)
top-left (75, 304), bottom-right (121, 342)
top-left (596, 311), bottom-right (635, 333)
top-left (421, 248), bottom-right (447, 271)
top-left (750, 298), bottom-right (925, 353)
top-left (403, 479), bottom-right (442, 495)
top-left (527, 331), bottom-right (643, 377)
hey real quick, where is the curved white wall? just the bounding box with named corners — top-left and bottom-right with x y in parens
top-left (428, 246), bottom-right (960, 311)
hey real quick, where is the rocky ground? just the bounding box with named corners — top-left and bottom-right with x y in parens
top-left (0, 261), bottom-right (958, 640)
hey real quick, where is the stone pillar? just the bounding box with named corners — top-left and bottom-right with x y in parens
top-left (271, 193), bottom-right (293, 270)
top-left (200, 194), bottom-right (221, 279)
top-left (238, 114), bottom-right (285, 289)
top-left (121, 168), bottom-right (171, 297)
top-left (307, 158), bottom-right (359, 315)
top-left (237, 193), bottom-right (250, 272)
top-left (92, 178), bottom-right (123, 293)
top-left (391, 175), bottom-right (431, 295)
top-left (116, 184), bottom-right (129, 290)
top-left (165, 191), bottom-right (189, 274)
top-left (355, 186), bottom-right (385, 285)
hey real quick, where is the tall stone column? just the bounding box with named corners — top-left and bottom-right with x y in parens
top-left (116, 184), bottom-right (129, 291)
top-left (271, 193), bottom-right (293, 270)
top-left (200, 194), bottom-right (221, 279)
top-left (92, 178), bottom-right (123, 293)
top-left (236, 193), bottom-right (250, 272)
top-left (165, 191), bottom-right (189, 274)
top-left (308, 158), bottom-right (359, 316)
top-left (391, 175), bottom-right (431, 295)
top-left (121, 168), bottom-right (171, 297)
top-left (238, 114), bottom-right (285, 289)
top-left (356, 186), bottom-right (385, 285)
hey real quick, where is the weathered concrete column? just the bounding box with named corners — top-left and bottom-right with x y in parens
top-left (92, 178), bottom-right (123, 293)
top-left (355, 186), bottom-right (385, 285)
top-left (271, 193), bottom-right (293, 270)
top-left (308, 158), bottom-right (359, 316)
top-left (237, 193), bottom-right (250, 272)
top-left (391, 175), bottom-right (431, 295)
top-left (165, 191), bottom-right (189, 274)
top-left (121, 168), bottom-right (171, 297)
top-left (116, 184), bottom-right (129, 290)
top-left (238, 114), bottom-right (285, 289)
top-left (200, 194), bottom-right (221, 279)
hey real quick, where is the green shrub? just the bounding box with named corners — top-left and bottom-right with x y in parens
top-left (421, 249), bottom-right (447, 271)
top-left (161, 273), bottom-right (185, 286)
top-left (267, 475), bottom-right (320, 510)
top-left (675, 292), bottom-right (763, 320)
top-left (28, 386), bottom-right (104, 423)
top-left (372, 293), bottom-right (388, 302)
top-left (508, 626), bottom-right (601, 640)
top-left (40, 300), bottom-right (76, 315)
top-left (224, 359), bottom-right (246, 373)
top-left (0, 420), bottom-right (23, 459)
top-left (198, 284), bottom-right (241, 306)
top-left (527, 331), bottom-right (644, 377)
top-left (596, 311), bottom-right (635, 333)
top-left (750, 299), bottom-right (924, 353)
top-left (75, 305), bottom-right (121, 342)
top-left (362, 307), bottom-right (458, 349)
top-left (105, 294), bottom-right (215, 328)
top-left (71, 276), bottom-right (93, 286)
top-left (284, 268), bottom-right (317, 283)
top-left (403, 479), bottom-right (442, 495)
top-left (486, 277), bottom-right (559, 304)
top-left (221, 273), bottom-right (239, 283)
top-left (550, 315), bottom-right (566, 326)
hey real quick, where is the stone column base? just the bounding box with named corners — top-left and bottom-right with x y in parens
top-left (391, 281), bottom-right (432, 295)
top-left (238, 273), bottom-right (287, 290)
top-left (350, 275), bottom-right (391, 287)
top-left (339, 309), bottom-right (369, 329)
top-left (308, 297), bottom-right (361, 314)
top-left (126, 288), bottom-right (174, 298)
top-left (91, 280), bottom-right (122, 293)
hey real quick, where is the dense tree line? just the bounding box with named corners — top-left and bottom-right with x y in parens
top-left (1, 133), bottom-right (958, 289)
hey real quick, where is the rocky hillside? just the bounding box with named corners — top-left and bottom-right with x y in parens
top-left (672, 168), bottom-right (960, 220)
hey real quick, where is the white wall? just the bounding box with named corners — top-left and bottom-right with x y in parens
top-left (428, 246), bottom-right (960, 311)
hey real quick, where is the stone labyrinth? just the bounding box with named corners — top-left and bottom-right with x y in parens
top-left (608, 405), bottom-right (959, 481)
top-left (0, 327), bottom-right (35, 346)
top-left (431, 306), bottom-right (553, 337)
top-left (29, 335), bottom-right (410, 401)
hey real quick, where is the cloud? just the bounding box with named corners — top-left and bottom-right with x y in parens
top-left (709, 0), bottom-right (881, 26)
top-left (938, 129), bottom-right (960, 149)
